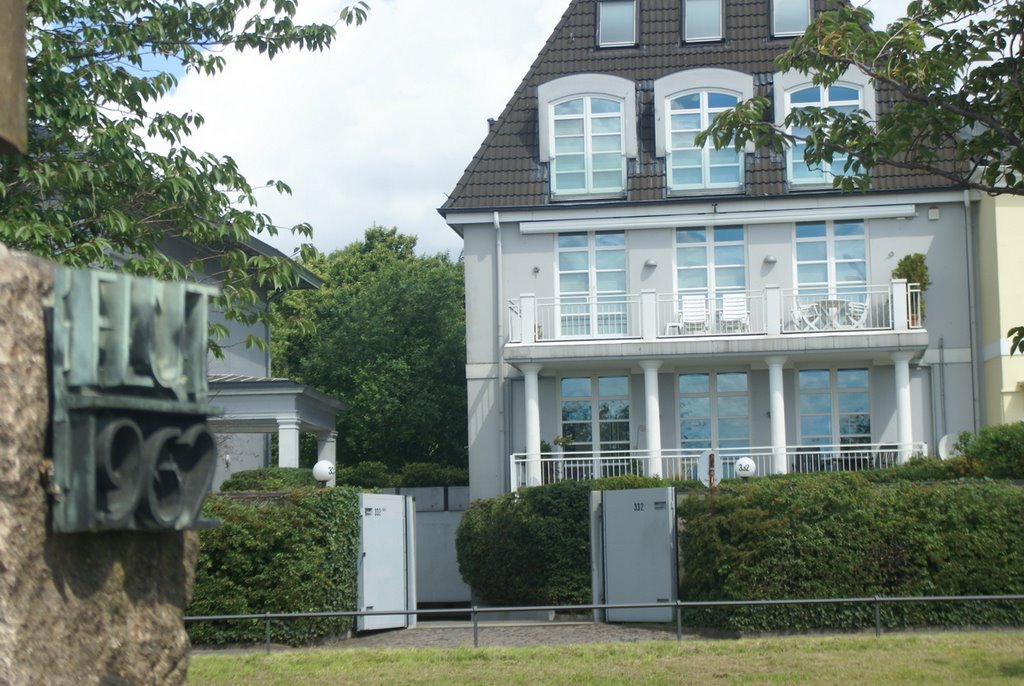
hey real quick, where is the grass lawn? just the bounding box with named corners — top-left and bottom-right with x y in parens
top-left (189, 631), bottom-right (1024, 685)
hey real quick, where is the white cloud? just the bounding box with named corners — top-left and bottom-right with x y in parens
top-left (162, 0), bottom-right (909, 259)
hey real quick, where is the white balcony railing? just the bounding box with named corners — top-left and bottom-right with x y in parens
top-left (510, 442), bottom-right (928, 490)
top-left (507, 280), bottom-right (923, 344)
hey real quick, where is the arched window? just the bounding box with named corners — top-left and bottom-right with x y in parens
top-left (551, 96), bottom-right (626, 196)
top-left (785, 84), bottom-right (862, 185)
top-left (667, 90), bottom-right (742, 190)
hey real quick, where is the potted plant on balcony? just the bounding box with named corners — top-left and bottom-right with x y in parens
top-left (892, 253), bottom-right (930, 325)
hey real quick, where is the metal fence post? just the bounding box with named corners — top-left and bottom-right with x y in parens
top-left (676, 603), bottom-right (682, 641)
top-left (874, 597), bottom-right (881, 637)
top-left (265, 613), bottom-right (271, 654)
top-left (472, 606), bottom-right (479, 648)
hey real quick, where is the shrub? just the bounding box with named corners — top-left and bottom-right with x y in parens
top-left (863, 455), bottom-right (985, 482)
top-left (219, 466), bottom-right (317, 492)
top-left (958, 422), bottom-right (1024, 479)
top-left (678, 474), bottom-right (1024, 632)
top-left (188, 487), bottom-right (360, 646)
top-left (398, 462), bottom-right (469, 487)
top-left (335, 460), bottom-right (394, 488)
top-left (456, 477), bottom-right (699, 606)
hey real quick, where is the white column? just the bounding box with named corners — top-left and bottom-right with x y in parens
top-left (317, 430), bottom-right (338, 487)
top-left (522, 363), bottom-right (543, 486)
top-left (640, 360), bottom-right (663, 478)
top-left (893, 352), bottom-right (914, 463)
top-left (766, 356), bottom-right (787, 475)
top-left (277, 416), bottom-right (301, 469)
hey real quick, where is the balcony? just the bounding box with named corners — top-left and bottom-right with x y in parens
top-left (507, 280), bottom-right (923, 344)
top-left (510, 442), bottom-right (928, 490)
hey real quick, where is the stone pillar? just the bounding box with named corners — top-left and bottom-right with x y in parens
top-left (522, 364), bottom-right (543, 486)
top-left (766, 356), bottom-right (788, 474)
top-left (0, 246), bottom-right (195, 686)
top-left (893, 352), bottom-right (914, 462)
top-left (317, 430), bottom-right (338, 487)
top-left (640, 360), bottom-right (663, 477)
top-left (277, 416), bottom-right (301, 468)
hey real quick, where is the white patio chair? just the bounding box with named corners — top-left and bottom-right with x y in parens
top-left (792, 299), bottom-right (822, 331)
top-left (719, 292), bottom-right (750, 332)
top-left (844, 300), bottom-right (869, 328)
top-left (667, 295), bottom-right (708, 335)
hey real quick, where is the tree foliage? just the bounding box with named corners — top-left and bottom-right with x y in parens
top-left (1, 0), bottom-right (369, 343)
top-left (271, 227), bottom-right (467, 469)
top-left (699, 1), bottom-right (1024, 196)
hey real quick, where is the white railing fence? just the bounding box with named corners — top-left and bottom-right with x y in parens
top-left (510, 443), bottom-right (927, 490)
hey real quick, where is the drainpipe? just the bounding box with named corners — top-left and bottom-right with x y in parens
top-left (963, 191), bottom-right (981, 431)
top-left (493, 211), bottom-right (509, 491)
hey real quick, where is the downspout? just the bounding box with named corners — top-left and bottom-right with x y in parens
top-left (964, 190), bottom-right (981, 431)
top-left (493, 211), bottom-right (509, 491)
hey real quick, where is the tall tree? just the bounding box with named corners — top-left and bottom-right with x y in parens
top-left (272, 227), bottom-right (467, 469)
top-left (699, 1), bottom-right (1023, 196)
top-left (1, 0), bottom-right (368, 340)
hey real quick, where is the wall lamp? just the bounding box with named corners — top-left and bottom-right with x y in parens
top-left (763, 255), bottom-right (778, 265)
top-left (643, 258), bottom-right (657, 268)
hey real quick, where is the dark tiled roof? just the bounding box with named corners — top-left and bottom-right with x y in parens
top-left (441, 0), bottom-right (955, 215)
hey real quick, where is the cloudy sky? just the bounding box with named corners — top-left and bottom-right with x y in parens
top-left (163, 0), bottom-right (906, 260)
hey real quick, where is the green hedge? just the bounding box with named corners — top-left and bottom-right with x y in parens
top-left (187, 487), bottom-right (360, 646)
top-left (455, 477), bottom-right (698, 606)
top-left (678, 474), bottom-right (1024, 632)
top-left (957, 422), bottom-right (1024, 479)
top-left (219, 466), bottom-right (319, 492)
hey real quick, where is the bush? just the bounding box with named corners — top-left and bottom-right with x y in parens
top-left (335, 460), bottom-right (394, 488)
top-left (188, 487), bottom-right (360, 646)
top-left (398, 462), bottom-right (469, 487)
top-left (958, 422), bottom-right (1024, 479)
top-left (456, 477), bottom-right (698, 606)
top-left (863, 455), bottom-right (985, 482)
top-left (677, 474), bottom-right (1024, 632)
top-left (219, 466), bottom-right (318, 492)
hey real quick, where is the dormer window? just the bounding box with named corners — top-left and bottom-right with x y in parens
top-left (774, 70), bottom-right (875, 187)
top-left (598, 0), bottom-right (637, 47)
top-left (653, 69), bottom-right (754, 194)
top-left (772, 0), bottom-right (810, 36)
top-left (684, 0), bottom-right (722, 42)
top-left (538, 74), bottom-right (638, 199)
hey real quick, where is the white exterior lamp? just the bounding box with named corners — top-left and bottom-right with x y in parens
top-left (735, 457), bottom-right (756, 481)
top-left (312, 460), bottom-right (335, 487)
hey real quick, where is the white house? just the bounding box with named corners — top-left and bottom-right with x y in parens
top-left (440, 0), bottom-right (982, 501)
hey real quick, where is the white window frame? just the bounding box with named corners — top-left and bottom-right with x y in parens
top-left (598, 0), bottom-right (638, 47)
top-left (538, 74), bottom-right (638, 199)
top-left (793, 219), bottom-right (868, 300)
top-left (677, 371), bottom-right (751, 454)
top-left (559, 375), bottom-right (632, 477)
top-left (675, 225), bottom-right (746, 298)
top-left (774, 70), bottom-right (876, 187)
top-left (653, 69), bottom-right (754, 193)
top-left (796, 367), bottom-right (872, 447)
top-left (557, 231), bottom-right (628, 337)
top-left (683, 0), bottom-right (723, 42)
top-left (772, 0), bottom-right (811, 37)
top-left (666, 90), bottom-right (744, 191)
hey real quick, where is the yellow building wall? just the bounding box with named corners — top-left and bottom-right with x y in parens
top-left (978, 194), bottom-right (1024, 425)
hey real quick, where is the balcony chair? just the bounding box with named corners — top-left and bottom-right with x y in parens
top-left (719, 292), bottom-right (750, 333)
top-left (666, 295), bottom-right (708, 335)
top-left (844, 300), bottom-right (869, 328)
top-left (792, 299), bottom-right (823, 331)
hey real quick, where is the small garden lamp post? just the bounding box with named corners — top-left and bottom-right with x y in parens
top-left (735, 457), bottom-right (756, 481)
top-left (312, 460), bottom-right (335, 488)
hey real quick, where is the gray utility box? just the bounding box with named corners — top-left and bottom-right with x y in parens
top-left (357, 493), bottom-right (417, 631)
top-left (591, 487), bottom-right (677, 623)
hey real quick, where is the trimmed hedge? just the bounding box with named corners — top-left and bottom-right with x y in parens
top-left (219, 462), bottom-right (469, 492)
top-left (455, 477), bottom-right (698, 606)
top-left (958, 422), bottom-right (1024, 479)
top-left (219, 466), bottom-right (318, 492)
top-left (678, 474), bottom-right (1024, 632)
top-left (187, 487), bottom-right (360, 646)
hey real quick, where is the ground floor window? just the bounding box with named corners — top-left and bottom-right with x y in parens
top-left (678, 371), bottom-right (749, 450)
top-left (797, 368), bottom-right (871, 446)
top-left (559, 375), bottom-right (630, 478)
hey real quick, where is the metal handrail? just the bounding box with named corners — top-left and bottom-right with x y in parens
top-left (185, 594), bottom-right (1024, 653)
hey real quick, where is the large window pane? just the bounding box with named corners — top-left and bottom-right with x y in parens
top-left (774, 0), bottom-right (810, 35)
top-left (685, 0), bottom-right (721, 41)
top-left (599, 0), bottom-right (636, 46)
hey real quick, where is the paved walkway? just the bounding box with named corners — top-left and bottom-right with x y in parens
top-left (321, 620), bottom-right (683, 650)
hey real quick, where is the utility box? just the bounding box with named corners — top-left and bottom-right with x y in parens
top-left (357, 493), bottom-right (417, 631)
top-left (591, 487), bottom-right (677, 623)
